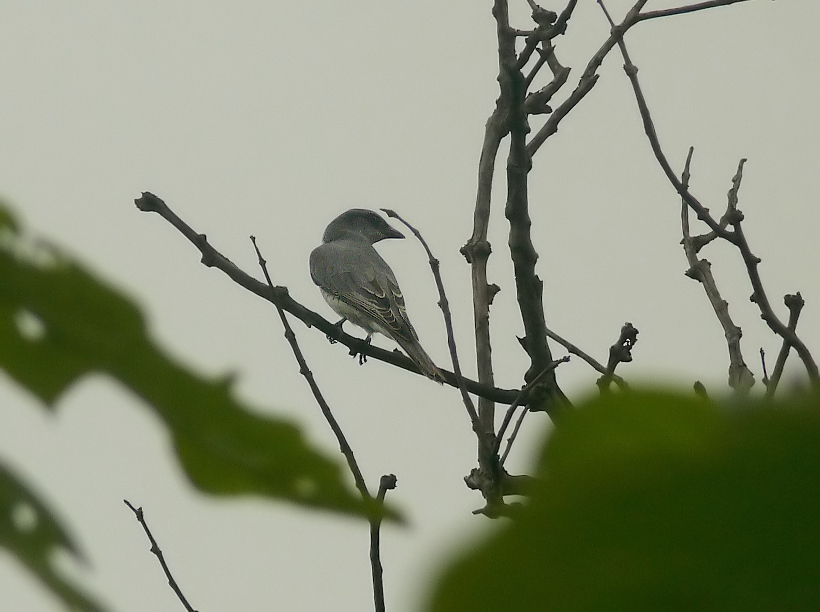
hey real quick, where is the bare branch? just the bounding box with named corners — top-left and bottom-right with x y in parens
top-left (596, 323), bottom-right (639, 393)
top-left (370, 474), bottom-right (397, 612)
top-left (461, 108), bottom-right (505, 434)
top-left (251, 236), bottom-right (393, 612)
top-left (524, 44), bottom-right (570, 116)
top-left (496, 359), bottom-right (565, 445)
top-left (493, 0), bottom-right (569, 421)
top-left (765, 293), bottom-right (806, 398)
top-left (637, 0), bottom-right (754, 22)
top-left (499, 404), bottom-right (532, 467)
top-left (527, 0), bottom-right (649, 156)
top-left (545, 326), bottom-right (627, 389)
top-left (680, 151), bottom-right (755, 394)
top-left (123, 500), bottom-right (198, 612)
top-left (496, 357), bottom-right (568, 464)
top-left (250, 236), bottom-right (371, 498)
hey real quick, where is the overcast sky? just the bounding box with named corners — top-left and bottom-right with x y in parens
top-left (2, 1), bottom-right (819, 610)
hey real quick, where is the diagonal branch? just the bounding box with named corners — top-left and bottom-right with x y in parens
top-left (765, 293), bottom-right (805, 398)
top-left (250, 236), bottom-right (371, 498)
top-left (637, 0), bottom-right (754, 22)
top-left (681, 151), bottom-right (755, 393)
top-left (545, 325), bottom-right (628, 389)
top-left (251, 236), bottom-right (394, 612)
top-left (382, 209), bottom-right (482, 435)
top-left (526, 0), bottom-right (649, 156)
top-left (124, 500), bottom-right (198, 612)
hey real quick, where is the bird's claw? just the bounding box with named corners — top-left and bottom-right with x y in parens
top-left (348, 336), bottom-right (372, 365)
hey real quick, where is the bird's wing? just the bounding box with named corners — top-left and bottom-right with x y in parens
top-left (310, 240), bottom-right (418, 342)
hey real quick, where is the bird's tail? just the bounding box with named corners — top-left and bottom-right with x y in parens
top-left (397, 338), bottom-right (445, 384)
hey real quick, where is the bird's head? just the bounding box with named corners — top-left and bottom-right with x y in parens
top-left (322, 209), bottom-right (405, 244)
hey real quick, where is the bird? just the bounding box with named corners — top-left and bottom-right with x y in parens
top-left (309, 208), bottom-right (444, 383)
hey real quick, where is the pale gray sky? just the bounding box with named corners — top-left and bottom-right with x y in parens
top-left (1, 2), bottom-right (819, 610)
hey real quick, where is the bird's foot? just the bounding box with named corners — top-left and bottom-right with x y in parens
top-left (348, 335), bottom-right (372, 365)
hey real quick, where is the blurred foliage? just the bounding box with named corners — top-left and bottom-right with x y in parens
top-left (0, 203), bottom-right (383, 610)
top-left (0, 464), bottom-right (105, 611)
top-left (432, 390), bottom-right (820, 611)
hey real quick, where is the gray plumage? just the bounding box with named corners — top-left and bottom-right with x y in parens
top-left (310, 209), bottom-right (443, 382)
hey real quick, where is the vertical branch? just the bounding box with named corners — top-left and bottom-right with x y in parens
top-left (461, 107), bottom-right (506, 438)
top-left (497, 0), bottom-right (567, 421)
top-left (370, 475), bottom-right (397, 612)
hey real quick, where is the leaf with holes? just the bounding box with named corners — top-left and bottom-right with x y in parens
top-left (0, 462), bottom-right (107, 611)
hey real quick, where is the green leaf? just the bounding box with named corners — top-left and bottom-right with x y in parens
top-left (0, 204), bottom-right (382, 519)
top-left (0, 462), bottom-right (107, 612)
top-left (431, 390), bottom-right (820, 611)
top-left (0, 201), bottom-right (18, 232)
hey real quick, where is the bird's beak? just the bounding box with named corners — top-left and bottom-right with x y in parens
top-left (386, 227), bottom-right (405, 240)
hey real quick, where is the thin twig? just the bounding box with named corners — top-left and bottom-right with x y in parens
top-left (370, 474), bottom-right (397, 612)
top-left (381, 210), bottom-right (482, 434)
top-left (134, 192), bottom-right (524, 405)
top-left (545, 326), bottom-right (628, 389)
top-left (500, 406), bottom-right (530, 466)
top-left (637, 0), bottom-right (753, 22)
top-left (765, 293), bottom-right (805, 398)
top-left (495, 357), bottom-right (568, 461)
top-left (251, 236), bottom-right (392, 612)
top-left (251, 236), bottom-right (371, 498)
top-left (524, 46), bottom-right (571, 117)
top-left (123, 500), bottom-right (198, 612)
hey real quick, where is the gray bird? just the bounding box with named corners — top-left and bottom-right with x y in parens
top-left (310, 209), bottom-right (443, 382)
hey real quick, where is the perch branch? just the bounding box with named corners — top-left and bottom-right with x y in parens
top-left (134, 192), bottom-right (525, 404)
